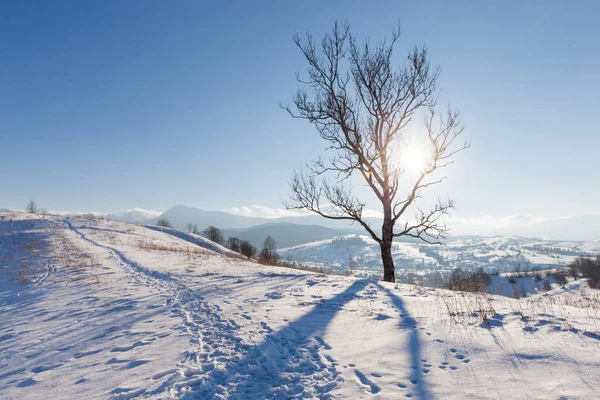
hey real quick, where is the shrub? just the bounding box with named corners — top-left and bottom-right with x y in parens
top-left (226, 237), bottom-right (241, 253)
top-left (26, 200), bottom-right (38, 214)
top-left (543, 281), bottom-right (552, 291)
top-left (156, 218), bottom-right (172, 228)
top-left (203, 225), bottom-right (224, 245)
top-left (553, 272), bottom-right (568, 287)
top-left (446, 268), bottom-right (491, 292)
top-left (258, 235), bottom-right (280, 265)
top-left (533, 272), bottom-right (543, 282)
top-left (507, 276), bottom-right (517, 285)
top-left (239, 240), bottom-right (256, 259)
top-left (568, 256), bottom-right (600, 289)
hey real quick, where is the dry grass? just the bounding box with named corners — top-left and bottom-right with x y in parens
top-left (136, 240), bottom-right (209, 255)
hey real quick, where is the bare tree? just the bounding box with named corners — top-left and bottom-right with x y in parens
top-left (192, 224), bottom-right (200, 235)
top-left (26, 200), bottom-right (38, 214)
top-left (240, 240), bottom-right (256, 259)
top-left (348, 255), bottom-right (358, 276)
top-left (259, 235), bottom-right (280, 265)
top-left (156, 218), bottom-right (172, 228)
top-left (203, 225), bottom-right (224, 245)
top-left (226, 237), bottom-right (241, 253)
top-left (284, 22), bottom-right (468, 282)
top-left (186, 222), bottom-right (193, 233)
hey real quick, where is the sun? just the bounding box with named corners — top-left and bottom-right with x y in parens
top-left (400, 142), bottom-right (430, 173)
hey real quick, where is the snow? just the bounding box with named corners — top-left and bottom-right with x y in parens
top-left (280, 234), bottom-right (600, 275)
top-left (1, 211), bottom-right (599, 399)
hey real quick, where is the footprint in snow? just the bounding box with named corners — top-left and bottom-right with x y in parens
top-left (73, 349), bottom-right (103, 359)
top-left (31, 363), bottom-right (63, 373)
top-left (375, 314), bottom-right (391, 321)
top-left (125, 360), bottom-right (150, 369)
top-left (151, 369), bottom-right (178, 380)
top-left (110, 339), bottom-right (154, 352)
top-left (314, 336), bottom-right (332, 350)
top-left (354, 369), bottom-right (381, 394)
top-left (17, 378), bottom-right (37, 387)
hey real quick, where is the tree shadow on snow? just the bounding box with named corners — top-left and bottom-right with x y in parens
top-left (192, 279), bottom-right (371, 399)
top-left (374, 282), bottom-right (433, 400)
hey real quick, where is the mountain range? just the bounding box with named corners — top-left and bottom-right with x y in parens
top-left (144, 205), bottom-right (600, 244)
top-left (3, 204), bottom-right (598, 246)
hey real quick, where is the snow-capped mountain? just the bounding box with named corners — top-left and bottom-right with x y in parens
top-left (104, 208), bottom-right (162, 223)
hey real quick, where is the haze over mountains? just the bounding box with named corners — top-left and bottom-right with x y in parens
top-left (141, 205), bottom-right (600, 243)
top-left (4, 204), bottom-right (597, 246)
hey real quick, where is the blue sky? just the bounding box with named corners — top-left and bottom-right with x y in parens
top-left (1, 1), bottom-right (598, 222)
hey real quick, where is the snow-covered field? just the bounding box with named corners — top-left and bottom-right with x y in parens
top-left (1, 212), bottom-right (599, 399)
top-left (280, 234), bottom-right (600, 275)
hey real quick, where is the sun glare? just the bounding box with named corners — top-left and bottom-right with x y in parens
top-left (401, 142), bottom-right (430, 173)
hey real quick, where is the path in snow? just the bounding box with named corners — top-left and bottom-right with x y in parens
top-left (2, 214), bottom-right (599, 400)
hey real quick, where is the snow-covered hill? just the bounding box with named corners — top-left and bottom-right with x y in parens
top-left (1, 211), bottom-right (599, 399)
top-left (280, 234), bottom-right (600, 276)
top-left (105, 208), bottom-right (162, 224)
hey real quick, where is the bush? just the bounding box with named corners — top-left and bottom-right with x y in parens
top-left (156, 218), bottom-right (172, 228)
top-left (26, 200), bottom-right (38, 214)
top-left (258, 235), bottom-right (280, 265)
top-left (226, 237), bottom-right (241, 253)
top-left (533, 272), bottom-right (543, 282)
top-left (568, 256), bottom-right (600, 289)
top-left (543, 281), bottom-right (552, 291)
top-left (553, 272), bottom-right (568, 287)
top-left (446, 268), bottom-right (491, 292)
top-left (239, 240), bottom-right (256, 259)
top-left (203, 225), bottom-right (224, 245)
top-left (507, 276), bottom-right (517, 285)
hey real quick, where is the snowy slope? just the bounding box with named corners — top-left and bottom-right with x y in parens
top-left (1, 211), bottom-right (599, 399)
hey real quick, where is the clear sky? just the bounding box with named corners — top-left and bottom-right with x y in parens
top-left (1, 1), bottom-right (598, 223)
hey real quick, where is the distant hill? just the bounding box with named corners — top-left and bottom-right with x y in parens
top-left (107, 208), bottom-right (161, 224)
top-left (221, 223), bottom-right (356, 249)
top-left (151, 204), bottom-right (383, 231)
top-left (148, 205), bottom-right (271, 230)
top-left (493, 215), bottom-right (600, 241)
top-left (279, 234), bottom-right (600, 273)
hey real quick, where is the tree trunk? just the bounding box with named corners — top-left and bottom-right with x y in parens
top-left (381, 240), bottom-right (395, 282)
